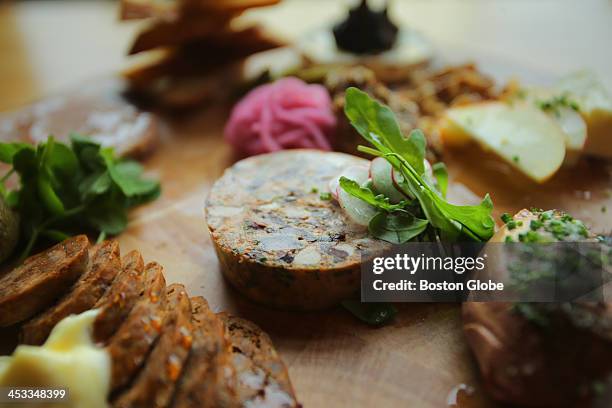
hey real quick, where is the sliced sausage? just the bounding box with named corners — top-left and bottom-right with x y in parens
top-left (220, 313), bottom-right (299, 408)
top-left (107, 262), bottom-right (167, 391)
top-left (170, 297), bottom-right (237, 408)
top-left (113, 283), bottom-right (193, 408)
top-left (93, 250), bottom-right (146, 343)
top-left (0, 235), bottom-right (90, 327)
top-left (20, 240), bottom-right (121, 345)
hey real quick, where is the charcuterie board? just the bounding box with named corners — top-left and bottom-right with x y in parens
top-left (35, 75), bottom-right (603, 408)
top-left (0, 64), bottom-right (610, 407)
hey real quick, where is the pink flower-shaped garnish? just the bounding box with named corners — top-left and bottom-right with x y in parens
top-left (225, 77), bottom-right (337, 156)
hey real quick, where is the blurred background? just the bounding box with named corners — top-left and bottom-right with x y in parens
top-left (1, 0), bottom-right (611, 111)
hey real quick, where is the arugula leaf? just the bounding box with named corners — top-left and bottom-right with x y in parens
top-left (342, 300), bottom-right (398, 326)
top-left (0, 135), bottom-right (160, 261)
top-left (369, 212), bottom-right (428, 244)
top-left (344, 87), bottom-right (495, 242)
top-left (339, 176), bottom-right (408, 212)
top-left (344, 88), bottom-right (426, 175)
top-left (432, 162), bottom-right (448, 198)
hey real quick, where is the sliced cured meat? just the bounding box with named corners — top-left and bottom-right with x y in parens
top-left (0, 78), bottom-right (158, 158)
top-left (170, 297), bottom-right (236, 408)
top-left (0, 235), bottom-right (90, 327)
top-left (113, 283), bottom-right (193, 408)
top-left (20, 240), bottom-right (121, 345)
top-left (93, 250), bottom-right (146, 343)
top-left (205, 150), bottom-right (392, 310)
top-left (220, 313), bottom-right (298, 408)
top-left (107, 262), bottom-right (167, 391)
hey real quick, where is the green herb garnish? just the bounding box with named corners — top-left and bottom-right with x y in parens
top-left (0, 135), bottom-right (160, 261)
top-left (530, 219), bottom-right (543, 231)
top-left (339, 177), bottom-right (408, 212)
top-left (368, 212), bottom-right (429, 244)
top-left (431, 162), bottom-right (448, 198)
top-left (536, 93), bottom-right (581, 117)
top-left (344, 88), bottom-right (494, 242)
top-left (320, 192), bottom-right (332, 201)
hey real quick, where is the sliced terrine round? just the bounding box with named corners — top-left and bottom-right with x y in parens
top-left (205, 150), bottom-right (391, 310)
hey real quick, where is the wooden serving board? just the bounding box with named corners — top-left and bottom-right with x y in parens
top-left (111, 80), bottom-right (610, 408)
top-left (2, 75), bottom-right (610, 408)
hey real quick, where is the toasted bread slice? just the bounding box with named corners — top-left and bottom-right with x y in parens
top-left (170, 297), bottom-right (236, 408)
top-left (120, 0), bottom-right (280, 21)
top-left (93, 250), bottom-right (146, 343)
top-left (128, 13), bottom-right (232, 55)
top-left (20, 240), bottom-right (121, 345)
top-left (125, 28), bottom-right (282, 109)
top-left (0, 235), bottom-right (90, 327)
top-left (113, 283), bottom-right (193, 408)
top-left (220, 313), bottom-right (298, 407)
top-left (107, 262), bottom-right (167, 391)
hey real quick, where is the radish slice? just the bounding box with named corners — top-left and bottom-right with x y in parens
top-left (328, 165), bottom-right (369, 200)
top-left (338, 186), bottom-right (378, 226)
top-left (370, 157), bottom-right (407, 203)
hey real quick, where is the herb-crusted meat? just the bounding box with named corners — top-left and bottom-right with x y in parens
top-left (107, 261), bottom-right (167, 391)
top-left (171, 297), bottom-right (236, 408)
top-left (205, 150), bottom-right (391, 310)
top-left (113, 283), bottom-right (193, 408)
top-left (20, 240), bottom-right (121, 345)
top-left (93, 250), bottom-right (146, 343)
top-left (0, 235), bottom-right (90, 327)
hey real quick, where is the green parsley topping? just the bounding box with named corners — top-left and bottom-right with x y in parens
top-left (530, 220), bottom-right (543, 231)
top-left (320, 192), bottom-right (333, 201)
top-left (536, 93), bottom-right (581, 117)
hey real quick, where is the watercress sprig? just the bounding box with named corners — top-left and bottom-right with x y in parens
top-left (0, 135), bottom-right (160, 261)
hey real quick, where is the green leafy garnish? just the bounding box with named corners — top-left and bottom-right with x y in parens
top-left (369, 212), bottom-right (428, 244)
top-left (320, 192), bottom-right (332, 201)
top-left (345, 87), bottom-right (494, 242)
top-left (431, 162), bottom-right (448, 198)
top-left (344, 88), bottom-right (426, 175)
top-left (342, 300), bottom-right (398, 326)
top-left (339, 177), bottom-right (408, 212)
top-left (0, 135), bottom-right (160, 261)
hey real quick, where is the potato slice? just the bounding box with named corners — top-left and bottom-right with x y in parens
top-left (510, 87), bottom-right (587, 164)
top-left (555, 70), bottom-right (612, 159)
top-left (440, 102), bottom-right (566, 183)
